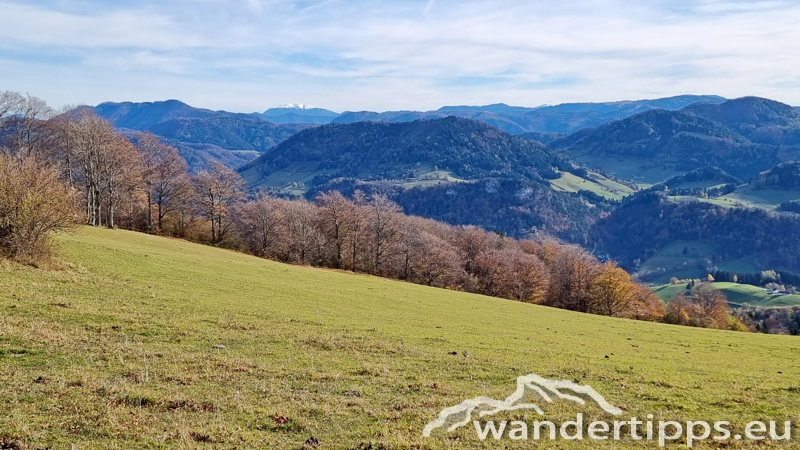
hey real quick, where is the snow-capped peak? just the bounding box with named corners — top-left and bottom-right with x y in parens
top-left (275, 104), bottom-right (316, 110)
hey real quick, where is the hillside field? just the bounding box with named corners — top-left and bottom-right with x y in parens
top-left (1, 228), bottom-right (800, 449)
top-left (548, 171), bottom-right (636, 200)
top-left (654, 282), bottom-right (800, 308)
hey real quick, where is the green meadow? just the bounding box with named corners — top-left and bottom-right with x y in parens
top-left (549, 171), bottom-right (635, 201)
top-left (654, 282), bottom-right (800, 308)
top-left (2, 227), bottom-right (800, 449)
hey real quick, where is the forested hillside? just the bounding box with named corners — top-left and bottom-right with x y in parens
top-left (684, 97), bottom-right (800, 145)
top-left (393, 178), bottom-right (603, 242)
top-left (554, 97), bottom-right (800, 182)
top-left (149, 116), bottom-right (312, 153)
top-left (243, 117), bottom-right (567, 182)
top-left (754, 161), bottom-right (800, 189)
top-left (591, 191), bottom-right (800, 275)
top-left (552, 108), bottom-right (782, 180)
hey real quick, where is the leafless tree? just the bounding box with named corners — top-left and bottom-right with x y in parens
top-left (283, 198), bottom-right (320, 264)
top-left (344, 191), bottom-right (369, 271)
top-left (692, 284), bottom-right (730, 328)
top-left (316, 191), bottom-right (351, 268)
top-left (365, 194), bottom-right (402, 275)
top-left (194, 161), bottom-right (246, 243)
top-left (53, 109), bottom-right (139, 228)
top-left (0, 92), bottom-right (55, 156)
top-left (544, 246), bottom-right (600, 313)
top-left (236, 194), bottom-right (286, 257)
top-left (413, 231), bottom-right (462, 287)
top-left (135, 133), bottom-right (191, 233)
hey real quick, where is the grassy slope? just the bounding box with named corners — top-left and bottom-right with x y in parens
top-left (653, 283), bottom-right (800, 308)
top-left (671, 185), bottom-right (800, 211)
top-left (1, 228), bottom-right (799, 449)
top-left (560, 152), bottom-right (687, 185)
top-left (549, 171), bottom-right (635, 200)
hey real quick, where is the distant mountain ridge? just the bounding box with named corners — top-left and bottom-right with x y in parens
top-left (93, 100), bottom-right (315, 170)
top-left (684, 97), bottom-right (800, 146)
top-left (332, 95), bottom-right (726, 134)
top-left (94, 100), bottom-right (265, 131)
top-left (552, 97), bottom-right (800, 181)
top-left (91, 95), bottom-right (738, 173)
top-left (260, 104), bottom-right (340, 124)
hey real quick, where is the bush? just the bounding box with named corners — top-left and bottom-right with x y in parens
top-left (0, 154), bottom-right (76, 262)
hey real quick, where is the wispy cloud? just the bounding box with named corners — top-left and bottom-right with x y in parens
top-left (693, 1), bottom-right (788, 13)
top-left (0, 0), bottom-right (799, 112)
top-left (424, 0), bottom-right (436, 15)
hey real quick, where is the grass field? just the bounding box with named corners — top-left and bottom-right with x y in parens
top-left (558, 152), bottom-right (687, 185)
top-left (638, 241), bottom-right (716, 284)
top-left (549, 171), bottom-right (635, 200)
top-left (653, 282), bottom-right (800, 308)
top-left (2, 228), bottom-right (800, 449)
top-left (671, 184), bottom-right (800, 211)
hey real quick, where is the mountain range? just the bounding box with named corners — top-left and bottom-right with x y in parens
top-left (90, 94), bottom-right (800, 281)
top-left (259, 104), bottom-right (340, 124)
top-left (332, 95), bottom-right (726, 135)
top-left (93, 100), bottom-right (314, 170)
top-left (92, 95), bottom-right (728, 171)
top-left (551, 97), bottom-right (800, 181)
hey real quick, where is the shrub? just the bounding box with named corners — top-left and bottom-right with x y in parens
top-left (0, 154), bottom-right (76, 262)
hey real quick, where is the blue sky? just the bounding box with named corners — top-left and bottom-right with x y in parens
top-left (1, 0), bottom-right (799, 112)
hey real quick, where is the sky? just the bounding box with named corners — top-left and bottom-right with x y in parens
top-left (1, 0), bottom-right (799, 113)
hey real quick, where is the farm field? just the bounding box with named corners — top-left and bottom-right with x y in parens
top-left (1, 228), bottom-right (800, 449)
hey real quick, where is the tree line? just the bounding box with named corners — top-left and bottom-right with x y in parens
top-left (0, 92), bottom-right (746, 331)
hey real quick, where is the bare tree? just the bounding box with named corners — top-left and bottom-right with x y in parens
top-left (474, 249), bottom-right (507, 296)
top-left (194, 161), bottom-right (246, 243)
top-left (0, 93), bottom-right (55, 156)
top-left (499, 248), bottom-right (548, 303)
top-left (283, 198), bottom-right (320, 264)
top-left (55, 109), bottom-right (139, 228)
top-left (135, 133), bottom-right (191, 233)
top-left (0, 91), bottom-right (23, 122)
top-left (344, 190), bottom-right (369, 272)
top-left (413, 231), bottom-right (462, 287)
top-left (452, 225), bottom-right (502, 274)
top-left (316, 191), bottom-right (351, 268)
top-left (236, 194), bottom-right (286, 257)
top-left (544, 246), bottom-right (600, 313)
top-left (365, 194), bottom-right (402, 275)
top-left (692, 284), bottom-right (729, 328)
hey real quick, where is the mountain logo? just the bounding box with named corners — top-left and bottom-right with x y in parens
top-left (422, 374), bottom-right (622, 437)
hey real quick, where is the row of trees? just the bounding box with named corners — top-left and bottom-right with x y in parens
top-left (233, 190), bottom-right (666, 320)
top-left (0, 91), bottom-right (744, 330)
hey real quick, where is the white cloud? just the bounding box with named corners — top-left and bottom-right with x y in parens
top-left (0, 0), bottom-right (799, 112)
